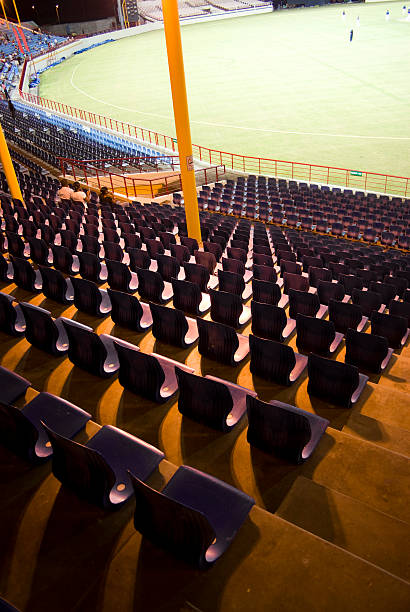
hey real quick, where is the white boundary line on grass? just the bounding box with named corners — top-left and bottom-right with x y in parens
top-left (70, 65), bottom-right (410, 141)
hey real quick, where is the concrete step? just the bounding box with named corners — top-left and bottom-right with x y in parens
top-left (277, 475), bottom-right (410, 582)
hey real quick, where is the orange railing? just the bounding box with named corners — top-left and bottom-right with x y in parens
top-left (60, 156), bottom-right (225, 199)
top-left (18, 88), bottom-right (410, 198)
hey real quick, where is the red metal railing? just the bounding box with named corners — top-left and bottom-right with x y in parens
top-left (59, 155), bottom-right (181, 174)
top-left (60, 157), bottom-right (225, 199)
top-left (18, 88), bottom-right (410, 198)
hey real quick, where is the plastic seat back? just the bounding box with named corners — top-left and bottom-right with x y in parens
top-left (150, 303), bottom-right (189, 347)
top-left (197, 318), bottom-right (239, 365)
top-left (288, 289), bottom-right (320, 319)
top-left (249, 334), bottom-right (296, 385)
top-left (345, 328), bottom-right (389, 373)
top-left (307, 353), bottom-right (359, 408)
top-left (209, 289), bottom-right (243, 328)
top-left (251, 301), bottom-right (287, 341)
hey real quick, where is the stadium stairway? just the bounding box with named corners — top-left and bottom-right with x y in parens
top-left (0, 259), bottom-right (409, 610)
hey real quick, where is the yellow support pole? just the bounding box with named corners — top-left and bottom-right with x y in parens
top-left (162, 0), bottom-right (201, 243)
top-left (0, 1), bottom-right (9, 28)
top-left (11, 0), bottom-right (21, 26)
top-left (0, 123), bottom-right (23, 201)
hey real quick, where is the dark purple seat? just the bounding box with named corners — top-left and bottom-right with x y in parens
top-left (283, 272), bottom-right (309, 295)
top-left (102, 241), bottom-right (124, 262)
top-left (106, 259), bottom-right (138, 293)
top-left (251, 301), bottom-right (295, 342)
top-left (80, 235), bottom-right (101, 257)
top-left (218, 269), bottom-right (252, 301)
top-left (194, 250), bottom-right (217, 275)
top-left (209, 288), bottom-right (251, 329)
top-left (11, 257), bottom-right (42, 293)
top-left (129, 465), bottom-right (254, 568)
top-left (61, 318), bottom-right (119, 377)
top-left (146, 238), bottom-right (165, 259)
top-left (329, 262), bottom-right (350, 281)
top-left (156, 254), bottom-right (180, 282)
top-left (114, 338), bottom-right (193, 402)
top-left (288, 289), bottom-right (327, 320)
top-left (6, 231), bottom-right (27, 258)
top-left (176, 368), bottom-right (256, 432)
top-left (249, 334), bottom-right (307, 385)
top-left (253, 253), bottom-right (274, 268)
top-left (197, 318), bottom-right (249, 366)
top-left (59, 229), bottom-right (78, 254)
top-left (103, 227), bottom-right (120, 244)
top-left (252, 264), bottom-right (277, 284)
top-left (280, 260), bottom-right (302, 276)
top-left (388, 299), bottom-right (410, 327)
top-left (0, 365), bottom-right (31, 405)
top-left (246, 396), bottom-right (329, 464)
top-left (123, 233), bottom-right (143, 250)
top-left (27, 237), bottom-right (52, 266)
top-left (39, 224), bottom-right (56, 245)
top-left (19, 302), bottom-right (68, 356)
top-left (107, 288), bottom-right (152, 332)
top-left (317, 280), bottom-right (347, 306)
top-left (158, 231), bottom-right (176, 250)
top-left (328, 299), bottom-right (368, 334)
top-left (170, 243), bottom-right (191, 264)
top-left (136, 268), bottom-right (173, 304)
top-left (83, 223), bottom-right (100, 238)
top-left (183, 262), bottom-right (218, 292)
top-left (0, 292), bottom-right (25, 336)
top-left (222, 256), bottom-right (252, 283)
top-left (339, 274), bottom-right (363, 296)
top-left (43, 423), bottom-right (164, 509)
top-left (369, 281), bottom-right (398, 305)
top-left (71, 276), bottom-right (111, 317)
top-left (345, 328), bottom-right (393, 373)
top-left (296, 314), bottom-right (343, 356)
top-left (39, 266), bottom-right (74, 304)
top-left (150, 303), bottom-right (198, 348)
top-left (51, 245), bottom-right (79, 275)
top-left (371, 311), bottom-right (409, 349)
top-left (171, 277), bottom-right (210, 316)
top-left (252, 278), bottom-right (287, 307)
top-left (308, 266), bottom-right (332, 288)
top-left (227, 246), bottom-right (247, 264)
top-left (181, 236), bottom-right (199, 255)
top-left (0, 392), bottom-right (91, 463)
top-left (203, 241), bottom-right (223, 262)
top-left (352, 289), bottom-right (385, 317)
top-left (383, 275), bottom-right (408, 299)
top-left (128, 247), bottom-right (151, 271)
top-left (78, 251), bottom-right (107, 284)
top-left (307, 353), bottom-right (368, 408)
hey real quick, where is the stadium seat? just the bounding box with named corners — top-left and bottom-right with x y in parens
top-left (0, 392), bottom-right (91, 462)
top-left (249, 334), bottom-right (307, 385)
top-left (129, 466), bottom-right (254, 568)
top-left (175, 368), bottom-right (257, 432)
top-left (43, 423), bottom-right (164, 509)
top-left (246, 396), bottom-right (329, 464)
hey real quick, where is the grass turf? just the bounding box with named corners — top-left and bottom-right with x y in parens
top-left (39, 2), bottom-right (410, 178)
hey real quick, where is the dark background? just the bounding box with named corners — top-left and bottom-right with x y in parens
top-left (3, 0), bottom-right (116, 25)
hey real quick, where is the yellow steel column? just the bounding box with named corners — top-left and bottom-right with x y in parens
top-left (12, 0), bottom-right (21, 25)
top-left (162, 0), bottom-right (201, 243)
top-left (0, 124), bottom-right (23, 201)
top-left (0, 1), bottom-right (9, 28)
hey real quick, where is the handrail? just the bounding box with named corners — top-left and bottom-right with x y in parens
top-left (17, 88), bottom-right (410, 198)
top-left (60, 157), bottom-right (225, 199)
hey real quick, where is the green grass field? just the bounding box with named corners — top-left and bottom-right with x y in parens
top-left (39, 2), bottom-right (410, 178)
